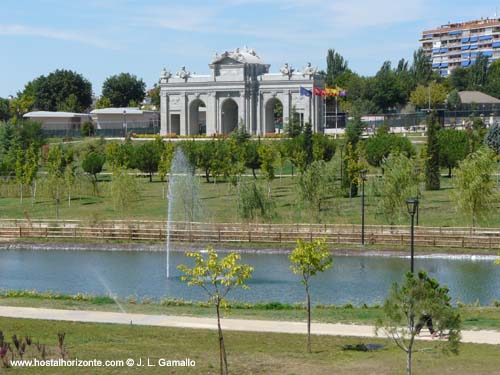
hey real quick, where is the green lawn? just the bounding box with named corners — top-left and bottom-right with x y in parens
top-left (1, 171), bottom-right (499, 228)
top-left (0, 316), bottom-right (499, 374)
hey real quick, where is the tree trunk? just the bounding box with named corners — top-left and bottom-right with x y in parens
top-left (407, 349), bottom-right (412, 375)
top-left (448, 166), bottom-right (452, 178)
top-left (205, 169), bottom-right (211, 183)
top-left (306, 285), bottom-right (311, 354)
top-left (252, 168), bottom-right (257, 179)
top-left (149, 172), bottom-right (153, 182)
top-left (20, 183), bottom-right (23, 204)
top-left (216, 302), bottom-right (228, 375)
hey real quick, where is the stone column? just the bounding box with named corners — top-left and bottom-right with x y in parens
top-left (282, 90), bottom-right (291, 128)
top-left (206, 92), bottom-right (216, 135)
top-left (160, 91), bottom-right (168, 135)
top-left (179, 93), bottom-right (187, 136)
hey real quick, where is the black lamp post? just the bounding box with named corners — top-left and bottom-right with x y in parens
top-left (414, 167), bottom-right (421, 226)
top-left (406, 197), bottom-right (419, 273)
top-left (122, 109), bottom-right (127, 137)
top-left (360, 170), bottom-right (367, 245)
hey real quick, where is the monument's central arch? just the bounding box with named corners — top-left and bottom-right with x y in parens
top-left (159, 47), bottom-right (323, 136)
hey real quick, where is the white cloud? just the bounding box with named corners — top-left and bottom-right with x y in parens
top-left (0, 24), bottom-right (116, 49)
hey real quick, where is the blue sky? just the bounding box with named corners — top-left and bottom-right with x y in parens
top-left (0, 0), bottom-right (498, 97)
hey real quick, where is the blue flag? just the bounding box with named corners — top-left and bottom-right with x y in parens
top-left (300, 87), bottom-right (312, 97)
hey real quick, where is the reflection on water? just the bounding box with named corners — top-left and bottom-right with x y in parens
top-left (0, 249), bottom-right (499, 306)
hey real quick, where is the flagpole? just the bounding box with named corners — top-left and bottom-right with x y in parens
top-left (335, 94), bottom-right (338, 139)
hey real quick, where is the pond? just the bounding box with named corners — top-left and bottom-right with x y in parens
top-left (0, 249), bottom-right (499, 306)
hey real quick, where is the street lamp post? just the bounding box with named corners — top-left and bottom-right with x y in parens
top-left (414, 167), bottom-right (421, 226)
top-left (406, 198), bottom-right (419, 273)
top-left (123, 110), bottom-right (127, 137)
top-left (360, 170), bottom-right (367, 245)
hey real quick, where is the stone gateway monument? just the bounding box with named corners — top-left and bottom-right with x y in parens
top-left (159, 47), bottom-right (324, 136)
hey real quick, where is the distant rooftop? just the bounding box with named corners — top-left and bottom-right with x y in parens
top-left (90, 107), bottom-right (157, 115)
top-left (458, 91), bottom-right (500, 104)
top-left (211, 47), bottom-right (264, 65)
top-left (24, 111), bottom-right (89, 118)
top-left (423, 17), bottom-right (500, 35)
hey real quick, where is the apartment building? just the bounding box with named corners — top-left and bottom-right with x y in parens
top-left (421, 17), bottom-right (500, 77)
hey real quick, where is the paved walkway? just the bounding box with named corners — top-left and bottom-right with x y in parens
top-left (0, 306), bottom-right (499, 345)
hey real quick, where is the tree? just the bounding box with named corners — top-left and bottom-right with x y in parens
top-left (109, 167), bottom-right (140, 219)
top-left (237, 181), bottom-right (275, 222)
top-left (95, 96), bottom-right (112, 109)
top-left (257, 143), bottom-right (276, 197)
top-left (45, 145), bottom-right (65, 220)
top-left (297, 160), bottom-right (337, 220)
top-left (81, 150), bottom-right (105, 195)
top-left (438, 129), bottom-right (469, 177)
top-left (101, 73), bottom-right (146, 107)
top-left (14, 143), bottom-right (40, 204)
top-left (285, 109), bottom-right (302, 138)
top-left (289, 238), bottom-right (333, 353)
top-left (81, 121), bottom-right (95, 137)
top-left (484, 123), bottom-right (500, 154)
top-left (486, 60), bottom-right (500, 99)
top-left (376, 271), bottom-right (461, 375)
top-left (411, 48), bottom-right (433, 86)
top-left (364, 133), bottom-right (415, 167)
top-left (469, 53), bottom-right (489, 89)
top-left (451, 148), bottom-right (497, 227)
top-left (371, 61), bottom-right (405, 111)
top-left (425, 112), bottom-right (441, 190)
top-left (312, 133), bottom-right (336, 162)
top-left (448, 67), bottom-right (470, 91)
top-left (23, 69), bottom-right (92, 112)
top-left (446, 89), bottom-right (462, 110)
top-left (466, 117), bottom-right (487, 154)
top-left (409, 83), bottom-right (448, 110)
top-left (244, 141), bottom-right (261, 179)
top-left (302, 122), bottom-right (313, 165)
top-left (378, 153), bottom-right (421, 225)
top-left (0, 97), bottom-right (10, 122)
top-left (158, 142), bottom-right (176, 198)
top-left (326, 48), bottom-right (348, 87)
top-left (134, 141), bottom-right (161, 182)
top-left (178, 248), bottom-right (253, 375)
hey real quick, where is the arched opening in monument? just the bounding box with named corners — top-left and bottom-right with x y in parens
top-left (189, 99), bottom-right (207, 135)
top-left (264, 98), bottom-right (283, 134)
top-left (221, 98), bottom-right (238, 134)
top-left (170, 114), bottom-right (180, 135)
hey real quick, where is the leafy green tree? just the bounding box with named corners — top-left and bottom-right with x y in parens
top-left (302, 122), bottom-right (313, 165)
top-left (451, 148), bottom-right (497, 227)
top-left (425, 112), bottom-right (441, 190)
top-left (22, 69), bottom-right (92, 112)
top-left (286, 137), bottom-right (308, 174)
top-left (484, 123), bottom-right (500, 154)
top-left (289, 238), bottom-right (333, 353)
top-left (158, 142), bottom-right (175, 198)
top-left (326, 48), bottom-right (348, 87)
top-left (466, 117), bottom-right (487, 154)
top-left (448, 67), bottom-right (470, 91)
top-left (410, 83), bottom-right (448, 110)
top-left (95, 96), bottom-right (112, 109)
top-left (285, 109), bottom-right (302, 138)
top-left (438, 129), bottom-right (469, 177)
top-left (364, 133), bottom-right (415, 167)
top-left (486, 60), bottom-right (500, 99)
top-left (194, 141), bottom-right (216, 183)
top-left (257, 143), bottom-right (276, 197)
top-left (109, 167), bottom-right (140, 219)
top-left (469, 53), bottom-right (489, 88)
top-left (297, 160), bottom-right (337, 220)
top-left (134, 141), bottom-right (161, 182)
top-left (376, 271), bottom-right (461, 375)
top-left (446, 89), bottom-right (462, 110)
top-left (411, 48), bottom-right (433, 86)
top-left (371, 61), bottom-right (405, 111)
top-left (81, 150), bottom-right (105, 194)
top-left (244, 141), bottom-right (261, 179)
top-left (0, 97), bottom-right (10, 121)
top-left (178, 248), bottom-right (253, 375)
top-left (378, 153), bottom-right (421, 225)
top-left (81, 121), bottom-right (95, 137)
top-left (237, 181), bottom-right (275, 222)
top-left (45, 145), bottom-right (65, 220)
top-left (101, 73), bottom-right (146, 107)
top-left (312, 133), bottom-right (336, 162)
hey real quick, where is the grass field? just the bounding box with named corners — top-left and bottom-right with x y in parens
top-left (1, 316), bottom-right (500, 374)
top-left (1, 170), bottom-right (499, 228)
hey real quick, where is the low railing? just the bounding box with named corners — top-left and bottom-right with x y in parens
top-left (0, 220), bottom-right (499, 249)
